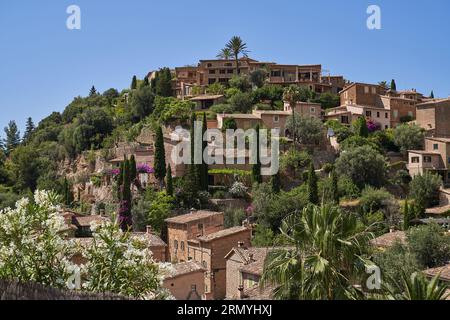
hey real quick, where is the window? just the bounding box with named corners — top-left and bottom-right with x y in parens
top-left (408, 111), bottom-right (413, 117)
top-left (411, 157), bottom-right (420, 163)
top-left (385, 112), bottom-right (389, 119)
top-left (377, 112), bottom-right (380, 118)
top-left (191, 285), bottom-right (197, 292)
top-left (364, 86), bottom-right (369, 94)
top-left (227, 69), bottom-right (234, 74)
top-left (219, 69), bottom-right (226, 74)
top-left (198, 223), bottom-right (203, 231)
top-left (207, 63), bottom-right (212, 67)
top-left (181, 241), bottom-right (185, 251)
top-left (310, 107), bottom-right (316, 113)
top-left (202, 260), bottom-right (207, 268)
top-left (366, 111), bottom-right (372, 117)
top-left (424, 156), bottom-right (432, 163)
top-left (174, 240), bottom-right (178, 249)
top-left (271, 70), bottom-right (281, 77)
top-left (385, 125), bottom-right (389, 129)
top-left (393, 110), bottom-right (399, 118)
top-left (433, 144), bottom-right (439, 150)
top-left (372, 87), bottom-right (377, 94)
top-left (225, 62), bottom-right (232, 67)
top-left (448, 157), bottom-right (450, 164)
top-left (208, 70), bottom-right (216, 74)
top-left (273, 115), bottom-right (279, 123)
top-left (208, 79), bottom-right (217, 85)
top-left (341, 116), bottom-right (349, 124)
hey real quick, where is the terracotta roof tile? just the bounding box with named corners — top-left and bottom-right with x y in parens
top-left (423, 264), bottom-right (450, 282)
top-left (165, 211), bottom-right (223, 224)
top-left (163, 261), bottom-right (205, 280)
top-left (370, 231), bottom-right (406, 249)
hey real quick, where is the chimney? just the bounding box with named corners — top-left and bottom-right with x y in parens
top-left (238, 285), bottom-right (244, 300)
top-left (146, 225), bottom-right (152, 234)
top-left (248, 253), bottom-right (254, 262)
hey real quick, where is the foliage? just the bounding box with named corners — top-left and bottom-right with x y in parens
top-left (393, 124), bottom-right (425, 153)
top-left (261, 204), bottom-right (373, 300)
top-left (228, 91), bottom-right (254, 113)
top-left (154, 126), bottom-right (166, 182)
top-left (386, 272), bottom-right (448, 300)
top-left (229, 181), bottom-right (248, 198)
top-left (224, 208), bottom-right (246, 228)
top-left (252, 125), bottom-right (262, 184)
top-left (205, 83), bottom-right (225, 95)
top-left (130, 86), bottom-right (155, 121)
top-left (409, 172), bottom-right (442, 209)
top-left (225, 36), bottom-right (249, 74)
top-left (307, 163), bottom-right (319, 205)
top-left (280, 149), bottom-right (311, 178)
top-left (166, 165), bottom-right (174, 196)
top-left (222, 118), bottom-right (237, 130)
top-left (271, 171), bottom-right (281, 193)
top-left (208, 168), bottom-right (251, 177)
top-left (153, 67), bottom-right (173, 97)
top-left (353, 117), bottom-right (369, 138)
top-left (3, 120), bottom-right (21, 155)
top-left (0, 191), bottom-right (75, 288)
top-left (337, 176), bottom-right (361, 200)
top-left (249, 69), bottom-right (267, 88)
top-left (286, 115), bottom-right (324, 145)
top-left (312, 92), bottom-right (340, 109)
top-left (335, 145), bottom-right (388, 189)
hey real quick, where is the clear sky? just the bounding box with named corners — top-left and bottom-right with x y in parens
top-left (1, 0), bottom-right (450, 138)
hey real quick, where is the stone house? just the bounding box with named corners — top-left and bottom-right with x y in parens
top-left (187, 226), bottom-right (252, 300)
top-left (131, 226), bottom-right (167, 262)
top-left (165, 210), bottom-right (224, 263)
top-left (340, 82), bottom-right (386, 107)
top-left (162, 261), bottom-right (206, 300)
top-left (283, 101), bottom-right (323, 119)
top-left (324, 104), bottom-right (391, 129)
top-left (416, 99), bottom-right (450, 137)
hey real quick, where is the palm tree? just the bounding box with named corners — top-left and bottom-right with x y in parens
top-left (225, 36), bottom-right (249, 75)
top-left (261, 204), bottom-right (373, 300)
top-left (386, 272), bottom-right (449, 300)
top-left (283, 85), bottom-right (302, 142)
top-left (216, 48), bottom-right (232, 60)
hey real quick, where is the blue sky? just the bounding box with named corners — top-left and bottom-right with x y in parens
top-left (1, 0), bottom-right (450, 138)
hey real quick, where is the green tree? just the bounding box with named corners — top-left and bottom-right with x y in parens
top-left (390, 79), bottom-right (397, 91)
top-left (286, 115), bottom-right (324, 145)
top-left (388, 272), bottom-right (448, 300)
top-left (249, 69), bottom-right (267, 88)
top-left (271, 171), bottom-right (281, 193)
top-left (393, 124), bottom-right (425, 153)
top-left (330, 169), bottom-right (339, 205)
top-left (166, 165), bottom-right (174, 196)
top-left (312, 92), bottom-right (340, 110)
top-left (430, 90), bottom-right (435, 99)
top-left (354, 117), bottom-right (369, 138)
top-left (199, 113), bottom-right (209, 191)
top-left (307, 163), bottom-right (319, 205)
top-left (119, 158), bottom-right (132, 231)
top-left (23, 117), bottom-right (35, 143)
top-left (403, 199), bottom-right (411, 230)
top-left (154, 126), bottom-right (166, 184)
top-left (155, 67), bottom-right (173, 97)
top-left (409, 172), bottom-right (442, 209)
top-left (130, 86), bottom-right (155, 122)
top-left (130, 154), bottom-right (137, 182)
top-left (225, 36), bottom-right (249, 75)
top-left (89, 85), bottom-right (97, 96)
top-left (142, 76), bottom-right (149, 87)
top-left (63, 177), bottom-right (74, 207)
top-left (216, 47), bottom-right (232, 60)
top-left (335, 145), bottom-right (388, 189)
top-left (261, 204), bottom-right (372, 300)
top-left (4, 120), bottom-right (21, 155)
top-left (131, 75), bottom-right (137, 90)
top-left (252, 125), bottom-right (262, 184)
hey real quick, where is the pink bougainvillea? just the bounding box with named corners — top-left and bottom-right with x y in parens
top-left (137, 163), bottom-right (154, 174)
top-left (367, 120), bottom-right (381, 133)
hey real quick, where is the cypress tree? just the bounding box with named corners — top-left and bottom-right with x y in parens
top-left (357, 117), bottom-right (369, 138)
top-left (271, 171), bottom-right (281, 193)
top-left (252, 124), bottom-right (262, 184)
top-left (117, 162), bottom-right (124, 200)
top-left (308, 163), bottom-right (319, 205)
top-left (430, 90), bottom-right (435, 99)
top-left (390, 79), bottom-right (397, 91)
top-left (120, 158), bottom-right (132, 231)
top-left (131, 75), bottom-right (137, 90)
top-left (89, 86), bottom-right (97, 96)
top-left (63, 177), bottom-right (73, 207)
top-left (130, 155), bottom-right (137, 182)
top-left (190, 113), bottom-right (201, 187)
top-left (403, 199), bottom-right (410, 230)
top-left (166, 165), bottom-right (174, 196)
top-left (200, 112), bottom-right (209, 191)
top-left (154, 126), bottom-right (166, 184)
top-left (142, 77), bottom-right (149, 87)
top-left (330, 168), bottom-right (339, 205)
top-left (23, 117), bottom-right (35, 143)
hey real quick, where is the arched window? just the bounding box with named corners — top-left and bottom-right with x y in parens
top-left (174, 240), bottom-right (178, 250)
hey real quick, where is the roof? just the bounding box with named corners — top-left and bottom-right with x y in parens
top-left (162, 261), bottom-right (205, 280)
top-left (253, 110), bottom-right (291, 116)
top-left (190, 94), bottom-right (224, 101)
top-left (370, 231), bottom-right (406, 249)
top-left (426, 137), bottom-right (450, 144)
top-left (131, 232), bottom-right (167, 247)
top-left (195, 226), bottom-right (249, 243)
top-left (339, 82), bottom-right (383, 94)
top-left (218, 113), bottom-right (260, 120)
top-left (423, 264), bottom-right (450, 282)
top-left (73, 215), bottom-right (109, 228)
top-left (417, 98), bottom-right (450, 107)
top-left (407, 150), bottom-right (441, 155)
top-left (241, 284), bottom-right (274, 300)
top-left (165, 210), bottom-right (223, 224)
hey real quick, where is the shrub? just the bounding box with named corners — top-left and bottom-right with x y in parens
top-left (409, 172), bottom-right (442, 209)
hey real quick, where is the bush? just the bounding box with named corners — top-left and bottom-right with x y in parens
top-left (409, 172), bottom-right (442, 209)
top-left (224, 208), bottom-right (246, 228)
top-left (338, 176), bottom-right (360, 200)
top-left (393, 124), bottom-right (425, 153)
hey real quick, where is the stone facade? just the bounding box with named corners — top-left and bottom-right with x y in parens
top-left (416, 99), bottom-right (450, 137)
top-left (340, 83), bottom-right (386, 107)
top-left (165, 211), bottom-right (224, 263)
top-left (163, 261), bottom-right (205, 300)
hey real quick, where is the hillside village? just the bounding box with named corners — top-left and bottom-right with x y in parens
top-left (0, 37), bottom-right (449, 300)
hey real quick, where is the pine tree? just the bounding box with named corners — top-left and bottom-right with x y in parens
top-left (142, 77), bottom-right (149, 87)
top-left (89, 86), bottom-right (97, 96)
top-left (166, 165), bottom-right (174, 196)
top-left (403, 199), bottom-right (411, 231)
top-left (154, 126), bottom-right (167, 184)
top-left (130, 154), bottom-right (137, 182)
top-left (390, 79), bottom-right (397, 91)
top-left (356, 117), bottom-right (369, 138)
top-left (252, 124), bottom-right (262, 184)
top-left (131, 75), bottom-right (137, 90)
top-left (23, 117), bottom-right (35, 143)
top-left (199, 113), bottom-right (209, 191)
top-left (430, 90), bottom-right (435, 99)
top-left (271, 171), bottom-right (281, 193)
top-left (307, 163), bottom-right (319, 205)
top-left (4, 120), bottom-right (21, 155)
top-left (330, 168), bottom-right (339, 205)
